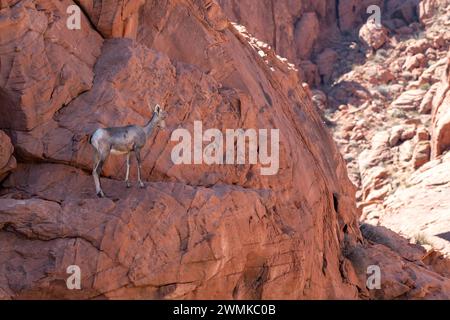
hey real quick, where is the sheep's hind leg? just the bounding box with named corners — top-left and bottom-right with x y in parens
top-left (125, 153), bottom-right (131, 188)
top-left (135, 148), bottom-right (145, 188)
top-left (93, 151), bottom-right (106, 197)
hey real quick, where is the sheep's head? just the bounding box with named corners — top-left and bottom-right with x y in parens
top-left (154, 104), bottom-right (167, 128)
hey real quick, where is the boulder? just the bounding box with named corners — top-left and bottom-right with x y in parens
top-left (359, 20), bottom-right (389, 51)
top-left (403, 53), bottom-right (427, 72)
top-left (382, 154), bottom-right (450, 257)
top-left (419, 83), bottom-right (439, 114)
top-left (412, 141), bottom-right (431, 169)
top-left (405, 39), bottom-right (430, 55)
top-left (391, 89), bottom-right (427, 110)
top-left (416, 127), bottom-right (430, 141)
top-left (389, 125), bottom-right (404, 147)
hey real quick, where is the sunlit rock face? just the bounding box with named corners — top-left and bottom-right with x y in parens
top-left (1, 0), bottom-right (450, 300)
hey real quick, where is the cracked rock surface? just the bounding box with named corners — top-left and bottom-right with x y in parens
top-left (1, 0), bottom-right (450, 299)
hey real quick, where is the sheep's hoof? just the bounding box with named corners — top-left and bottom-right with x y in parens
top-left (97, 191), bottom-right (106, 198)
top-left (139, 182), bottom-right (145, 189)
top-left (126, 182), bottom-right (131, 188)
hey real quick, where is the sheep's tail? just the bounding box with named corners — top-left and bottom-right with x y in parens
top-left (89, 129), bottom-right (98, 147)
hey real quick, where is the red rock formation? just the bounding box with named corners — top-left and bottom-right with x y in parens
top-left (0, 0), bottom-right (363, 299)
top-left (1, 0), bottom-right (450, 300)
top-left (380, 153), bottom-right (450, 257)
top-left (0, 131), bottom-right (16, 181)
top-left (358, 20), bottom-right (389, 50)
top-left (431, 53), bottom-right (450, 158)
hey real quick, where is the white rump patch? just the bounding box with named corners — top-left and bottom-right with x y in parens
top-left (91, 129), bottom-right (106, 150)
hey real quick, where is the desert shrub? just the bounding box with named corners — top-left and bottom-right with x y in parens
top-left (390, 108), bottom-right (407, 119)
top-left (420, 83), bottom-right (431, 91)
top-left (415, 233), bottom-right (432, 246)
top-left (374, 84), bottom-right (391, 98)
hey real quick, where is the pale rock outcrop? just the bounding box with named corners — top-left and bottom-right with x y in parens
top-left (403, 53), bottom-right (427, 71)
top-left (358, 132), bottom-right (392, 203)
top-left (365, 65), bottom-right (395, 85)
top-left (387, 125), bottom-right (418, 148)
top-left (2, 0), bottom-right (450, 301)
top-left (391, 89), bottom-right (427, 110)
top-left (389, 125), bottom-right (405, 147)
top-left (0, 0), bottom-right (363, 299)
top-left (419, 83), bottom-right (440, 114)
top-left (318, 0), bottom-right (450, 291)
top-left (382, 153), bottom-right (450, 257)
top-left (412, 141), bottom-right (431, 168)
top-left (431, 53), bottom-right (450, 158)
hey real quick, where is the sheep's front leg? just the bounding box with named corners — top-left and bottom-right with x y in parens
top-left (135, 149), bottom-right (145, 188)
top-left (125, 153), bottom-right (131, 188)
top-left (93, 150), bottom-right (106, 198)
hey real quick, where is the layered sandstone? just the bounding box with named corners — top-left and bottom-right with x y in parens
top-left (1, 0), bottom-right (450, 300)
top-left (0, 131), bottom-right (16, 181)
top-left (0, 0), bottom-right (361, 299)
top-left (0, 0), bottom-right (102, 131)
top-left (217, 0), bottom-right (421, 86)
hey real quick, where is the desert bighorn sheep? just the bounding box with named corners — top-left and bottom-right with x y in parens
top-left (89, 104), bottom-right (167, 197)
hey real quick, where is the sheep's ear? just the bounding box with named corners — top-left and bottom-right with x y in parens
top-left (154, 104), bottom-right (161, 113)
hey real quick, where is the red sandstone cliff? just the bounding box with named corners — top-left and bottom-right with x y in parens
top-left (0, 0), bottom-right (449, 299)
